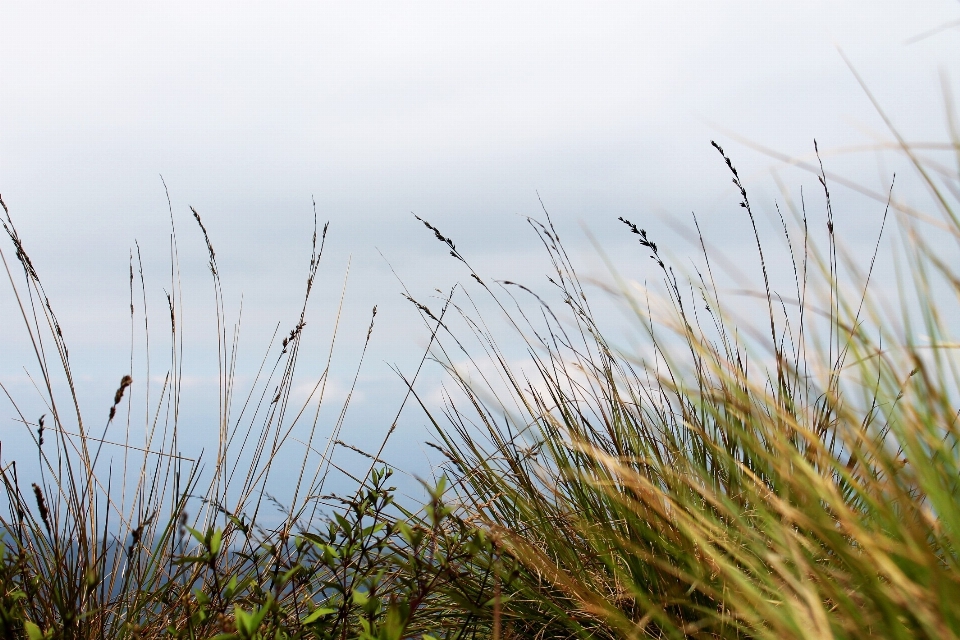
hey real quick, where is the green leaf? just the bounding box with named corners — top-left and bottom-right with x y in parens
top-left (234, 607), bottom-right (252, 636)
top-left (227, 513), bottom-right (249, 535)
top-left (279, 564), bottom-right (302, 586)
top-left (321, 544), bottom-right (339, 563)
top-left (209, 527), bottom-right (223, 557)
top-left (301, 607), bottom-right (336, 624)
top-left (24, 621), bottom-right (46, 640)
top-left (298, 531), bottom-right (327, 547)
top-left (360, 522), bottom-right (386, 539)
top-left (234, 594), bottom-right (273, 638)
top-left (185, 525), bottom-right (206, 546)
top-left (333, 512), bottom-right (352, 533)
top-left (224, 574), bottom-right (238, 599)
top-left (352, 589), bottom-right (370, 606)
top-left (193, 587), bottom-right (211, 606)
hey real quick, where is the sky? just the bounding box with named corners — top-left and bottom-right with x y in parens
top-left (2, 2), bottom-right (960, 507)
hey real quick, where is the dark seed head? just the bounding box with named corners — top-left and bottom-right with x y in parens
top-left (32, 483), bottom-right (50, 533)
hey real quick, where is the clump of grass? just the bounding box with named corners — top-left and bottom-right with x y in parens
top-left (410, 129), bottom-right (960, 636)
top-left (0, 194), bottom-right (492, 639)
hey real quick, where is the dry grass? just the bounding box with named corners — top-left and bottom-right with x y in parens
top-left (411, 127), bottom-right (960, 637)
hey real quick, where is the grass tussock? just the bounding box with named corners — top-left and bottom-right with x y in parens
top-left (409, 137), bottom-right (960, 637)
top-left (2, 73), bottom-right (960, 640)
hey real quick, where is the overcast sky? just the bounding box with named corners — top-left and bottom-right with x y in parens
top-left (2, 2), bottom-right (960, 501)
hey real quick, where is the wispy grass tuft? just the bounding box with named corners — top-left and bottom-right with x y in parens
top-left (0, 194), bottom-right (489, 639)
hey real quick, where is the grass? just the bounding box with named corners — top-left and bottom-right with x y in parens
top-left (412, 130), bottom-right (960, 638)
top-left (2, 76), bottom-right (960, 640)
top-left (0, 194), bottom-right (493, 639)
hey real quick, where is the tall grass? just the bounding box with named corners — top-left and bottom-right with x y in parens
top-left (2, 70), bottom-right (960, 640)
top-left (0, 195), bottom-right (489, 639)
top-left (413, 131), bottom-right (960, 637)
